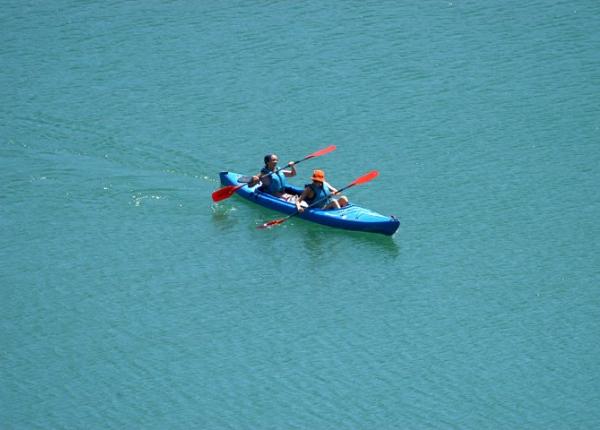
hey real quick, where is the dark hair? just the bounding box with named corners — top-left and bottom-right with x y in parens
top-left (264, 154), bottom-right (274, 165)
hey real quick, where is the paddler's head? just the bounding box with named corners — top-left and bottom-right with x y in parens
top-left (311, 169), bottom-right (325, 183)
top-left (264, 154), bottom-right (278, 167)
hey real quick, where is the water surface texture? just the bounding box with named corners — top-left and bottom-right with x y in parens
top-left (2, 1), bottom-right (599, 428)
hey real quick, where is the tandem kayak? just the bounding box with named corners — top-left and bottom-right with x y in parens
top-left (219, 171), bottom-right (400, 236)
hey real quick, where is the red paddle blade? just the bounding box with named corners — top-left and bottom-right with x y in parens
top-left (304, 145), bottom-right (336, 160)
top-left (257, 218), bottom-right (287, 229)
top-left (211, 184), bottom-right (242, 202)
top-left (351, 170), bottom-right (379, 187)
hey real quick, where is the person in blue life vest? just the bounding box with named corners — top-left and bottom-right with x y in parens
top-left (295, 169), bottom-right (349, 213)
top-left (248, 154), bottom-right (297, 199)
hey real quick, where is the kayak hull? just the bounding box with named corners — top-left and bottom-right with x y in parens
top-left (219, 171), bottom-right (400, 236)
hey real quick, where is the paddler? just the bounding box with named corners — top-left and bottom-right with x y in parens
top-left (248, 154), bottom-right (298, 200)
top-left (295, 169), bottom-right (348, 213)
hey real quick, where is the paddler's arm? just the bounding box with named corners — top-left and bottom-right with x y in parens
top-left (283, 161), bottom-right (296, 177)
top-left (248, 172), bottom-right (260, 187)
top-left (248, 172), bottom-right (271, 188)
top-left (295, 186), bottom-right (311, 213)
top-left (325, 181), bottom-right (339, 194)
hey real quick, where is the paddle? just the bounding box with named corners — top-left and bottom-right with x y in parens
top-left (257, 170), bottom-right (379, 229)
top-left (211, 145), bottom-right (337, 202)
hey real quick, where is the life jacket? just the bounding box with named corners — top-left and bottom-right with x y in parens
top-left (305, 182), bottom-right (332, 207)
top-left (259, 167), bottom-right (287, 194)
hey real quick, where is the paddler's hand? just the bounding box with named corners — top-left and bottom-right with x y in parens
top-left (296, 202), bottom-right (304, 213)
top-left (287, 161), bottom-right (297, 177)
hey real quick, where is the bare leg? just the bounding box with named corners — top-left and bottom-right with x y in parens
top-left (324, 200), bottom-right (341, 209)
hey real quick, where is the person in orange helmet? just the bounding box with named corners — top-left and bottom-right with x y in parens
top-left (295, 169), bottom-right (349, 213)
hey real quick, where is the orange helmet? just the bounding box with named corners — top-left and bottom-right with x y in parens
top-left (311, 170), bottom-right (325, 182)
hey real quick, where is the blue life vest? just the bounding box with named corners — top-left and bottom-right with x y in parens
top-left (305, 182), bottom-right (332, 207)
top-left (260, 167), bottom-right (287, 194)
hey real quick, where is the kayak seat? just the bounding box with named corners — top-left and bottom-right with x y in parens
top-left (284, 186), bottom-right (302, 196)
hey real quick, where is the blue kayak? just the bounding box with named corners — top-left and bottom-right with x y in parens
top-left (219, 171), bottom-right (400, 236)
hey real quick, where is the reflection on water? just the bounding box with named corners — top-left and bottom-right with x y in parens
top-left (296, 221), bottom-right (401, 260)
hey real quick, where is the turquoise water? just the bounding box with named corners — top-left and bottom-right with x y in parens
top-left (2, 1), bottom-right (599, 428)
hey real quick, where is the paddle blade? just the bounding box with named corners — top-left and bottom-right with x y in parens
top-left (257, 217), bottom-right (287, 229)
top-left (351, 170), bottom-right (379, 186)
top-left (304, 145), bottom-right (336, 160)
top-left (211, 184), bottom-right (242, 202)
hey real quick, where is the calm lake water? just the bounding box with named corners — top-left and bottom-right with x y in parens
top-left (2, 1), bottom-right (599, 428)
